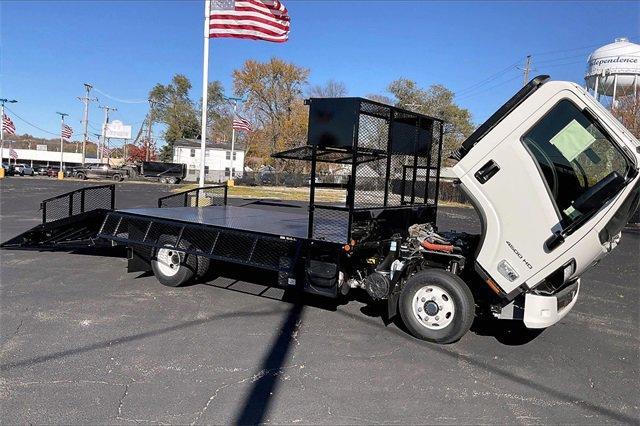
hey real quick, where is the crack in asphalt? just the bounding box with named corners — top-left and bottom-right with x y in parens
top-left (189, 363), bottom-right (306, 425)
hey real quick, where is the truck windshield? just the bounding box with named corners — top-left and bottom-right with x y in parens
top-left (522, 99), bottom-right (631, 226)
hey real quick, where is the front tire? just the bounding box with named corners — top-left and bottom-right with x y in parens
top-left (399, 269), bottom-right (475, 344)
top-left (76, 172), bottom-right (86, 180)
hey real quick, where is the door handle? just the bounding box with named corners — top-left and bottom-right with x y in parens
top-left (474, 160), bottom-right (500, 184)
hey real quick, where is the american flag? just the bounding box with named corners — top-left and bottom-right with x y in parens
top-left (100, 146), bottom-right (111, 157)
top-left (2, 113), bottom-right (16, 135)
top-left (9, 148), bottom-right (18, 160)
top-left (209, 0), bottom-right (290, 43)
top-left (232, 116), bottom-right (253, 132)
top-left (61, 124), bottom-right (73, 141)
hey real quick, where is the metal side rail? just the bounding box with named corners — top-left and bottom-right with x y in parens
top-left (97, 211), bottom-right (303, 275)
top-left (1, 184), bottom-right (115, 250)
top-left (157, 184), bottom-right (228, 208)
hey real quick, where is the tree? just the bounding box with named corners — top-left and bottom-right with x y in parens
top-left (204, 81), bottom-right (233, 142)
top-left (612, 93), bottom-right (640, 139)
top-left (126, 144), bottom-right (156, 162)
top-left (233, 58), bottom-right (310, 169)
top-left (308, 79), bottom-right (347, 98)
top-left (149, 74), bottom-right (201, 161)
top-left (387, 78), bottom-right (474, 162)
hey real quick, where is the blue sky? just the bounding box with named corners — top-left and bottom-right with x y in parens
top-left (1, 0), bottom-right (639, 145)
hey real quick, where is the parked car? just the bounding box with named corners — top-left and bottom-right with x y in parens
top-left (74, 164), bottom-right (127, 181)
top-left (1, 163), bottom-right (16, 176)
top-left (46, 167), bottom-right (60, 177)
top-left (305, 176), bottom-right (323, 186)
top-left (34, 166), bottom-right (49, 176)
top-left (65, 166), bottom-right (82, 178)
top-left (14, 163), bottom-right (34, 176)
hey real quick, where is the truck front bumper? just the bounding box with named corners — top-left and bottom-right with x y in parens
top-left (523, 279), bottom-right (580, 329)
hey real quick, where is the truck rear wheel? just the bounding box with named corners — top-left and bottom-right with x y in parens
top-left (399, 269), bottom-right (474, 344)
top-left (151, 236), bottom-right (210, 286)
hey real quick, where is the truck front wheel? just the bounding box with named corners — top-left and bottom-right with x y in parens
top-left (399, 269), bottom-right (475, 344)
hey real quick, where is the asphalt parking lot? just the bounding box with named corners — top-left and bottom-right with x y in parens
top-left (1, 177), bottom-right (638, 424)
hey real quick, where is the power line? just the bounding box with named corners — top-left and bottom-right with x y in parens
top-left (456, 74), bottom-right (522, 101)
top-left (531, 37), bottom-right (638, 57)
top-left (93, 88), bottom-right (147, 104)
top-left (4, 106), bottom-right (59, 136)
top-left (454, 59), bottom-right (522, 97)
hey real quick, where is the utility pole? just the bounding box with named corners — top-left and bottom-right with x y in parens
top-left (78, 83), bottom-right (98, 165)
top-left (519, 55), bottom-right (533, 87)
top-left (98, 105), bottom-right (117, 163)
top-left (56, 112), bottom-right (68, 179)
top-left (146, 100), bottom-right (159, 162)
top-left (0, 98), bottom-right (18, 177)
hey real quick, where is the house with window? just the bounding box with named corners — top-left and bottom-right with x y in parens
top-left (172, 138), bottom-right (246, 182)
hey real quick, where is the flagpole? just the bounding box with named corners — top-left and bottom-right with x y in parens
top-left (199, 0), bottom-right (211, 188)
top-left (229, 100), bottom-right (237, 184)
top-left (0, 103), bottom-right (4, 168)
top-left (56, 112), bottom-right (68, 180)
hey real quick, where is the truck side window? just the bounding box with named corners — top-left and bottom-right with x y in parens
top-left (522, 99), bottom-right (630, 226)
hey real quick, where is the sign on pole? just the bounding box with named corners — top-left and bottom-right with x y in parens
top-left (104, 120), bottom-right (132, 139)
top-left (36, 144), bottom-right (48, 151)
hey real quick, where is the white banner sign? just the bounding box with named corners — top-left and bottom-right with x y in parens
top-left (104, 120), bottom-right (132, 139)
top-left (36, 144), bottom-right (48, 151)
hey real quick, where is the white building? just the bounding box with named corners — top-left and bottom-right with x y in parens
top-left (172, 139), bottom-right (246, 182)
top-left (0, 147), bottom-right (99, 167)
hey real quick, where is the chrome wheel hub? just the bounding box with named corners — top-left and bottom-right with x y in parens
top-left (412, 285), bottom-right (455, 330)
top-left (156, 247), bottom-right (182, 277)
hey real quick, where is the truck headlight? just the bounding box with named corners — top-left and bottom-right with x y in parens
top-left (562, 259), bottom-right (576, 283)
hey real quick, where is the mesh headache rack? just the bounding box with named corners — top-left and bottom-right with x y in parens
top-left (272, 97), bottom-right (445, 243)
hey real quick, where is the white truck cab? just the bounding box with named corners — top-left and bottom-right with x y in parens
top-left (452, 76), bottom-right (640, 328)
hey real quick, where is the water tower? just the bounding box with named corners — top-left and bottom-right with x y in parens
top-left (585, 37), bottom-right (640, 106)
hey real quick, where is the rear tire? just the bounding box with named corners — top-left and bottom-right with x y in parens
top-left (76, 172), bottom-right (86, 180)
top-left (167, 177), bottom-right (177, 184)
top-left (399, 269), bottom-right (475, 344)
top-left (159, 177), bottom-right (168, 184)
top-left (112, 174), bottom-right (122, 182)
top-left (151, 236), bottom-right (198, 287)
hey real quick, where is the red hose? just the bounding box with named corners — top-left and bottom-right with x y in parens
top-left (421, 240), bottom-right (454, 253)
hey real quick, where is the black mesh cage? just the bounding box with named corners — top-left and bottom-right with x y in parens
top-left (289, 97), bottom-right (445, 242)
top-left (273, 98), bottom-right (443, 241)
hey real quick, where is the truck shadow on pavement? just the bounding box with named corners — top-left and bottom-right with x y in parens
top-left (1, 281), bottom-right (634, 424)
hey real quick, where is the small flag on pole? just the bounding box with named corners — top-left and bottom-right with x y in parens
top-left (232, 116), bottom-right (253, 132)
top-left (209, 0), bottom-right (290, 42)
top-left (61, 124), bottom-right (73, 141)
top-left (3, 113), bottom-right (16, 135)
top-left (100, 146), bottom-right (111, 157)
top-left (9, 148), bottom-right (18, 160)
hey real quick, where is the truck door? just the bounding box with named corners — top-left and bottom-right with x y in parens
top-left (454, 85), bottom-right (634, 295)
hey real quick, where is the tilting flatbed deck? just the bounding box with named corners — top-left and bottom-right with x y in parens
top-left (113, 205), bottom-right (348, 243)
